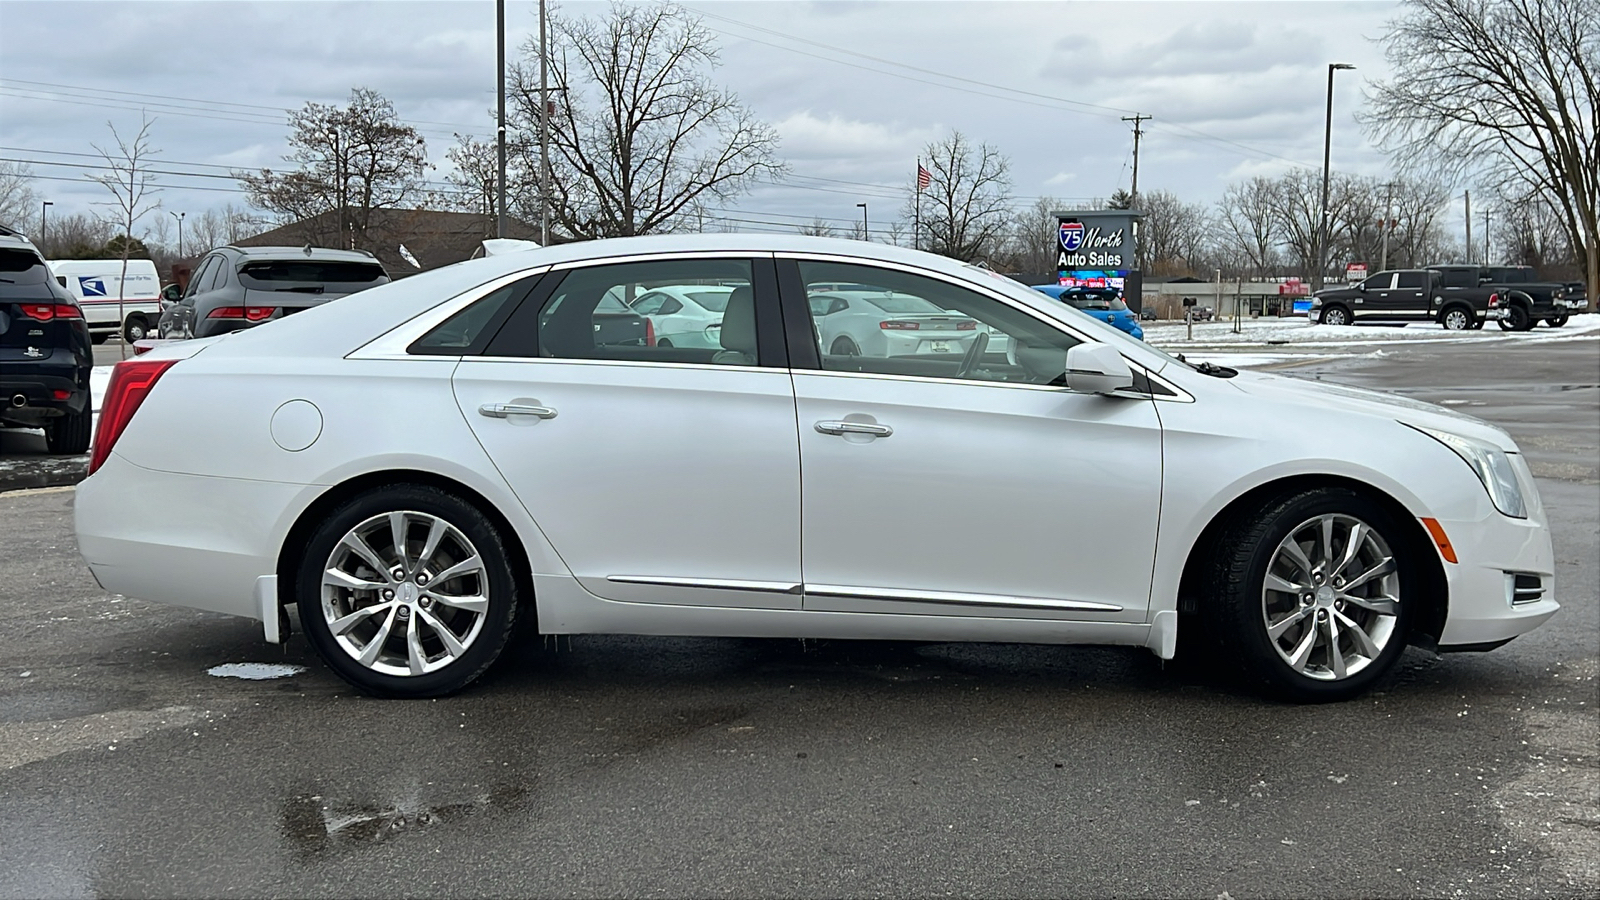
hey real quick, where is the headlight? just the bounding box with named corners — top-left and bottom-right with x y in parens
top-left (1310, 297), bottom-right (1323, 306)
top-left (1409, 425), bottom-right (1527, 518)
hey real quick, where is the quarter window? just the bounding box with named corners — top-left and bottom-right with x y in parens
top-left (797, 261), bottom-right (1080, 386)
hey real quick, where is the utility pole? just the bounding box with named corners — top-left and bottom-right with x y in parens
top-left (539, 0), bottom-right (551, 245)
top-left (1121, 114), bottom-right (1150, 207)
top-left (1317, 63), bottom-right (1356, 292)
top-left (1464, 190), bottom-right (1472, 264)
top-left (496, 0), bottom-right (507, 239)
top-left (857, 202), bottom-right (868, 241)
top-left (1380, 181), bottom-right (1394, 271)
top-left (40, 200), bottom-right (51, 248)
top-left (1483, 210), bottom-right (1492, 266)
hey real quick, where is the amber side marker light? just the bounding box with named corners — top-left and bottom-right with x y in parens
top-left (1420, 517), bottom-right (1458, 564)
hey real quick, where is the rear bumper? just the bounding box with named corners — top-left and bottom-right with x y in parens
top-left (0, 355), bottom-right (90, 422)
top-left (75, 453), bottom-right (318, 620)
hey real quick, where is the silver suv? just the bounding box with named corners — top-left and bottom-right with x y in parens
top-left (158, 245), bottom-right (389, 339)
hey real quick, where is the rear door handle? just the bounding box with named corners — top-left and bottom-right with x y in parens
top-left (815, 420), bottom-right (892, 437)
top-left (479, 403), bottom-right (558, 419)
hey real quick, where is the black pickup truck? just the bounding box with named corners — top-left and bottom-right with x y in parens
top-left (1309, 265), bottom-right (1572, 331)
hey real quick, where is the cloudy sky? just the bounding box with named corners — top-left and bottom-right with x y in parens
top-left (0, 0), bottom-right (1410, 241)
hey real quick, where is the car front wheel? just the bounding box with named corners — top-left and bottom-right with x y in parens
top-left (1208, 488), bottom-right (1411, 702)
top-left (296, 485), bottom-right (522, 697)
top-left (1321, 305), bottom-right (1351, 326)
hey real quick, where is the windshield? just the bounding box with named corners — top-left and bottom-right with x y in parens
top-left (859, 293), bottom-right (944, 314)
top-left (686, 290), bottom-right (732, 311)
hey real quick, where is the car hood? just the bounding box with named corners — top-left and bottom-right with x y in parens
top-left (1226, 369), bottom-right (1519, 452)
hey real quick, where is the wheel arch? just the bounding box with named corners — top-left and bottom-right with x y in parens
top-left (1175, 473), bottom-right (1447, 647)
top-left (274, 469), bottom-right (537, 624)
top-left (1436, 300), bottom-right (1475, 325)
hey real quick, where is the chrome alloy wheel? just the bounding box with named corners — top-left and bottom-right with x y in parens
top-left (1260, 513), bottom-right (1400, 681)
top-left (1323, 307), bottom-right (1349, 326)
top-left (321, 511), bottom-right (490, 677)
top-left (1442, 308), bottom-right (1470, 330)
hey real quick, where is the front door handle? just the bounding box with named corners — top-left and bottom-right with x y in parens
top-left (815, 420), bottom-right (892, 437)
top-left (479, 403), bottom-right (558, 419)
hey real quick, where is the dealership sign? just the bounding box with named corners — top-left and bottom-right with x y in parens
top-left (1054, 210), bottom-right (1140, 271)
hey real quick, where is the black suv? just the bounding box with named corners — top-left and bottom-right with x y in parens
top-left (158, 245), bottom-right (389, 339)
top-left (0, 226), bottom-right (93, 453)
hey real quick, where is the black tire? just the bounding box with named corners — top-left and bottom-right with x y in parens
top-left (1321, 304), bottom-right (1352, 326)
top-left (1205, 488), bottom-right (1414, 703)
top-left (1470, 319), bottom-right (1485, 330)
top-left (656, 338), bottom-right (673, 348)
top-left (1439, 306), bottom-right (1473, 331)
top-left (45, 404), bottom-right (92, 455)
top-left (1546, 311), bottom-right (1569, 328)
top-left (123, 315), bottom-right (149, 343)
top-left (831, 336), bottom-right (860, 356)
top-left (1499, 304), bottom-right (1531, 332)
top-left (90, 332), bottom-right (110, 345)
top-left (295, 484), bottom-right (522, 698)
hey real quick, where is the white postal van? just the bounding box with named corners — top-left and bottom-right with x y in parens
top-left (48, 258), bottom-right (163, 343)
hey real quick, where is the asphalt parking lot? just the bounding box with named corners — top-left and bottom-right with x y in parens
top-left (0, 329), bottom-right (1595, 898)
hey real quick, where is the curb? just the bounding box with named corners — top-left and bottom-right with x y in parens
top-left (0, 459), bottom-right (88, 494)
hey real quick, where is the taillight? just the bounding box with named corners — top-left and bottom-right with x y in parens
top-left (18, 303), bottom-right (82, 321)
top-left (208, 306), bottom-right (276, 321)
top-left (1488, 293), bottom-right (1500, 307)
top-left (956, 321), bottom-right (978, 330)
top-left (880, 321), bottom-right (920, 330)
top-left (89, 358), bottom-right (178, 475)
top-left (644, 317), bottom-right (655, 347)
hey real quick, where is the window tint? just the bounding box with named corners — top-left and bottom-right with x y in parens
top-left (206, 257), bottom-right (231, 291)
top-left (1361, 273), bottom-right (1394, 291)
top-left (186, 257), bottom-right (217, 296)
top-left (537, 259), bottom-right (759, 365)
top-left (798, 261), bottom-right (1081, 386)
top-left (410, 277), bottom-right (534, 355)
top-left (238, 260), bottom-right (387, 285)
top-left (1396, 271), bottom-right (1426, 289)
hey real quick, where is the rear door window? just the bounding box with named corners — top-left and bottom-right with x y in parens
top-left (1396, 272), bottom-right (1426, 289)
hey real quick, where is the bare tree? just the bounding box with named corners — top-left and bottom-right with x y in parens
top-left (795, 218), bottom-right (836, 237)
top-left (911, 130), bottom-right (1013, 262)
top-left (1137, 190), bottom-right (1212, 276)
top-left (0, 160), bottom-right (40, 232)
top-left (1363, 0), bottom-right (1598, 306)
top-left (1217, 176), bottom-right (1280, 277)
top-left (508, 2), bottom-right (784, 239)
top-left (240, 87), bottom-right (429, 250)
top-left (33, 213), bottom-right (112, 259)
top-left (91, 113), bottom-right (161, 358)
top-left (441, 132), bottom-right (519, 222)
top-left (993, 196), bottom-right (1065, 276)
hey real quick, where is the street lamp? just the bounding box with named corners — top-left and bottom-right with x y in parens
top-left (857, 202), bottom-right (868, 241)
top-left (40, 201), bottom-right (52, 248)
top-left (1316, 62), bottom-right (1355, 292)
top-left (169, 210), bottom-right (185, 257)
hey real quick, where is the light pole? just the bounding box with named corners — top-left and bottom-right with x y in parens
top-left (857, 202), bottom-right (868, 241)
top-left (327, 128), bottom-right (345, 246)
top-left (496, 0), bottom-right (507, 239)
top-left (539, 0), bottom-right (551, 245)
top-left (40, 200), bottom-right (52, 249)
top-left (1316, 62), bottom-right (1355, 292)
top-left (169, 210), bottom-right (185, 257)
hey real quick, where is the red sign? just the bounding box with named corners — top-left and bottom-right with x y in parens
top-left (1346, 263), bottom-right (1368, 284)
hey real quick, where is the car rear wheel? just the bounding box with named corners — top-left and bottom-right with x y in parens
top-left (45, 404), bottom-right (91, 455)
top-left (1546, 311), bottom-right (1569, 328)
top-left (1207, 488), bottom-right (1411, 702)
top-left (831, 337), bottom-right (860, 356)
top-left (296, 485), bottom-right (521, 698)
top-left (1321, 305), bottom-right (1351, 326)
top-left (123, 315), bottom-right (148, 343)
top-left (1440, 307), bottom-right (1471, 331)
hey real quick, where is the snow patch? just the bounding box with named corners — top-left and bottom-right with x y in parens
top-left (207, 662), bottom-right (306, 680)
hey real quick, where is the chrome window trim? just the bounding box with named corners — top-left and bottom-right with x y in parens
top-left (607, 575), bottom-right (803, 594)
top-left (347, 266), bottom-right (552, 360)
top-left (463, 356), bottom-right (781, 373)
top-left (805, 583), bottom-right (1124, 613)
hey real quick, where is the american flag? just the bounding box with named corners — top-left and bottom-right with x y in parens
top-left (917, 164), bottom-right (932, 191)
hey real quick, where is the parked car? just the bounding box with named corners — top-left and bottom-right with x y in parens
top-left (157, 245), bottom-right (390, 339)
top-left (76, 234), bottom-right (1558, 703)
top-left (1310, 266), bottom-right (1569, 331)
top-left (1189, 305), bottom-right (1215, 322)
top-left (48, 257), bottom-right (163, 344)
top-left (1031, 285), bottom-right (1144, 340)
top-left (1139, 308), bottom-right (1157, 321)
top-left (809, 289), bottom-right (980, 358)
top-left (0, 226), bottom-right (93, 453)
top-left (1477, 266), bottom-right (1576, 330)
top-left (619, 284), bottom-right (734, 349)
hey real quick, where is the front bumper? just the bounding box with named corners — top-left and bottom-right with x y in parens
top-left (1562, 298), bottom-right (1586, 310)
top-left (1433, 482), bottom-right (1559, 647)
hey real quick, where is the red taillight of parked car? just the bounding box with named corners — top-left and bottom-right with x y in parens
top-left (880, 320), bottom-right (920, 330)
top-left (89, 358), bottom-right (178, 476)
top-left (1488, 293), bottom-right (1500, 307)
top-left (956, 320), bottom-right (978, 330)
top-left (17, 303), bottom-right (83, 321)
top-left (644, 317), bottom-right (656, 347)
top-left (208, 306), bottom-right (276, 322)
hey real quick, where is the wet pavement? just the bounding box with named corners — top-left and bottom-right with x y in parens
top-left (0, 335), bottom-right (1595, 898)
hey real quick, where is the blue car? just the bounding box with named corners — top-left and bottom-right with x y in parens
top-left (1032, 285), bottom-right (1144, 340)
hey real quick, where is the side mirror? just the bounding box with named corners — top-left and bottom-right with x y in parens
top-left (1357, 283), bottom-right (1366, 292)
top-left (1065, 342), bottom-right (1134, 395)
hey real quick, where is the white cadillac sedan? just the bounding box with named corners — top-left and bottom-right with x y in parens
top-left (75, 235), bottom-right (1558, 702)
